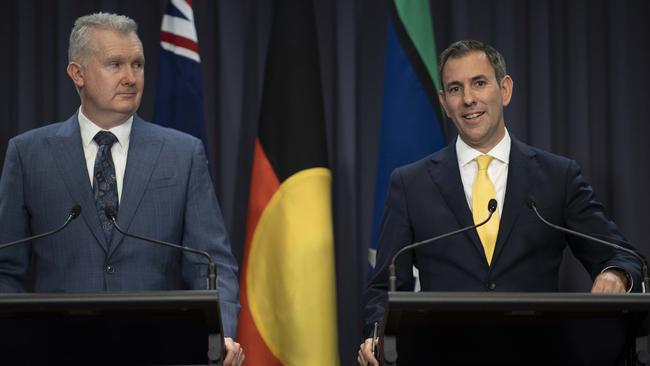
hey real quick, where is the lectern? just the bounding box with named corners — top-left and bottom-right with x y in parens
top-left (0, 290), bottom-right (224, 365)
top-left (381, 292), bottom-right (650, 365)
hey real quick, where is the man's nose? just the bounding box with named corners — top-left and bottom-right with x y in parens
top-left (122, 66), bottom-right (136, 85)
top-left (463, 87), bottom-right (476, 106)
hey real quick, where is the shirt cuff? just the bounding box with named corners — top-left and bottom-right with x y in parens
top-left (601, 266), bottom-right (633, 293)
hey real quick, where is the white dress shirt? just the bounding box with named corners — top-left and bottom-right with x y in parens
top-left (78, 108), bottom-right (132, 203)
top-left (456, 129), bottom-right (511, 219)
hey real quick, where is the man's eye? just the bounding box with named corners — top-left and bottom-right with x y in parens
top-left (448, 86), bottom-right (460, 94)
top-left (475, 80), bottom-right (486, 87)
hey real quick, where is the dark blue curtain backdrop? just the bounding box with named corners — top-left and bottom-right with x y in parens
top-left (1, 1), bottom-right (648, 364)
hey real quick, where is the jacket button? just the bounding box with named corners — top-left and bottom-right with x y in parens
top-left (106, 265), bottom-right (115, 274)
top-left (487, 282), bottom-right (496, 290)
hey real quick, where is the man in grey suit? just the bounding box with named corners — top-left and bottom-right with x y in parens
top-left (0, 13), bottom-right (244, 365)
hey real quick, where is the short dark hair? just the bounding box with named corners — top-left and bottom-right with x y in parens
top-left (439, 40), bottom-right (507, 86)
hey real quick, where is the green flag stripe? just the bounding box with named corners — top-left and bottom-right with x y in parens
top-left (394, 0), bottom-right (440, 91)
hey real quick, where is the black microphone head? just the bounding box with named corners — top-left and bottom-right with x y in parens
top-left (527, 196), bottom-right (537, 209)
top-left (104, 206), bottom-right (117, 220)
top-left (488, 199), bottom-right (497, 213)
top-left (69, 205), bottom-right (82, 219)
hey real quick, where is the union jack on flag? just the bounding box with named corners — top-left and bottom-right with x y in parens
top-left (160, 0), bottom-right (200, 62)
top-left (154, 0), bottom-right (208, 150)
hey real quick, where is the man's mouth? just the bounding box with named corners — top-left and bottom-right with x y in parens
top-left (463, 111), bottom-right (484, 120)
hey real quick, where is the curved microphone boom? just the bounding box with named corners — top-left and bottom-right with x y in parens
top-left (527, 196), bottom-right (649, 293)
top-left (0, 205), bottom-right (81, 251)
top-left (104, 207), bottom-right (217, 290)
top-left (388, 199), bottom-right (498, 292)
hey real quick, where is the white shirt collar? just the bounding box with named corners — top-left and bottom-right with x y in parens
top-left (456, 128), bottom-right (511, 167)
top-left (78, 107), bottom-right (133, 149)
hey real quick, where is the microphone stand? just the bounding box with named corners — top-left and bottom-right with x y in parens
top-left (529, 201), bottom-right (649, 293)
top-left (388, 200), bottom-right (497, 292)
top-left (106, 210), bottom-right (217, 290)
top-left (0, 205), bottom-right (81, 251)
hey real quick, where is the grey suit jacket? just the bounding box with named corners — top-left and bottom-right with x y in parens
top-left (0, 114), bottom-right (240, 337)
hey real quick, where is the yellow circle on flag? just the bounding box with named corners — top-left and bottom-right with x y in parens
top-left (247, 167), bottom-right (339, 365)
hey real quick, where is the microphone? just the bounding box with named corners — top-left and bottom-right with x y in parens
top-left (0, 205), bottom-right (81, 251)
top-left (527, 196), bottom-right (649, 293)
top-left (388, 199), bottom-right (498, 292)
top-left (104, 207), bottom-right (217, 290)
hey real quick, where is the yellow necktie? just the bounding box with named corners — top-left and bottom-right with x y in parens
top-left (472, 155), bottom-right (499, 265)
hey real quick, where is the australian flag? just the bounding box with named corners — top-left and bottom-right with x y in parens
top-left (154, 0), bottom-right (208, 150)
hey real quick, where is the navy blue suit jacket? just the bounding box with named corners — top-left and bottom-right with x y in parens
top-left (364, 137), bottom-right (641, 334)
top-left (0, 114), bottom-right (240, 337)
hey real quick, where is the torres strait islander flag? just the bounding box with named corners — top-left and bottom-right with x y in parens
top-left (237, 0), bottom-right (340, 364)
top-left (369, 0), bottom-right (446, 269)
top-left (153, 0), bottom-right (208, 150)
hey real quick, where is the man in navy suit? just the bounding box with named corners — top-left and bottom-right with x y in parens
top-left (0, 13), bottom-right (244, 365)
top-left (358, 40), bottom-right (642, 365)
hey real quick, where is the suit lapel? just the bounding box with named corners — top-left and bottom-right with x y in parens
top-left (108, 117), bottom-right (163, 255)
top-left (428, 142), bottom-right (487, 262)
top-left (491, 138), bottom-right (537, 265)
top-left (46, 115), bottom-right (109, 252)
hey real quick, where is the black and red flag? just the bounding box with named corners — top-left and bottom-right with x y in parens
top-left (236, 0), bottom-right (339, 364)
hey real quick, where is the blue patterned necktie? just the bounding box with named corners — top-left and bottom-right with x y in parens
top-left (93, 131), bottom-right (119, 243)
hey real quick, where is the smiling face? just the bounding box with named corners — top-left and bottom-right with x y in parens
top-left (438, 51), bottom-right (512, 153)
top-left (67, 28), bottom-right (144, 129)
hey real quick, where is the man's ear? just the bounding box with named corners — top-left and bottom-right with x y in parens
top-left (500, 75), bottom-right (513, 107)
top-left (438, 90), bottom-right (450, 118)
top-left (67, 62), bottom-right (84, 88)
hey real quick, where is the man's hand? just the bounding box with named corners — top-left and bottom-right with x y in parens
top-left (224, 337), bottom-right (244, 366)
top-left (591, 269), bottom-right (628, 293)
top-left (357, 337), bottom-right (379, 366)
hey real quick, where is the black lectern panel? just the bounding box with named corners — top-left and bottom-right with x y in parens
top-left (0, 290), bottom-right (223, 365)
top-left (382, 292), bottom-right (650, 366)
